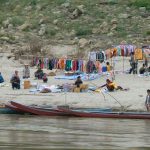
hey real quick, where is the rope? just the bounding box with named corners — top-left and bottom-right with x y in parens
top-left (88, 80), bottom-right (131, 111)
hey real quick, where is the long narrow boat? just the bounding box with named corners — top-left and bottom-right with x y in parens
top-left (58, 108), bottom-right (150, 119)
top-left (6, 101), bottom-right (112, 115)
top-left (7, 101), bottom-right (150, 119)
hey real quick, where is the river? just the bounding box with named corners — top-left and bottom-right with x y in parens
top-left (0, 114), bottom-right (150, 150)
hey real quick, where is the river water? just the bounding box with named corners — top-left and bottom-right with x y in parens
top-left (0, 114), bottom-right (150, 150)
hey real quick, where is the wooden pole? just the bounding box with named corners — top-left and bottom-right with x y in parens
top-left (123, 55), bottom-right (124, 73)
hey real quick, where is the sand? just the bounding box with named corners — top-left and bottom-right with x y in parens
top-left (0, 52), bottom-right (149, 111)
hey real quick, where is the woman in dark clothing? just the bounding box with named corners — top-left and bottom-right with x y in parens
top-left (75, 76), bottom-right (83, 88)
top-left (10, 70), bottom-right (20, 89)
top-left (34, 67), bottom-right (44, 79)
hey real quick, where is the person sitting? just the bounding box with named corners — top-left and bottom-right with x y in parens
top-left (139, 64), bottom-right (146, 74)
top-left (42, 73), bottom-right (48, 83)
top-left (23, 64), bottom-right (30, 79)
top-left (10, 70), bottom-right (20, 89)
top-left (75, 76), bottom-right (83, 88)
top-left (100, 79), bottom-right (123, 92)
top-left (0, 72), bottom-right (4, 83)
top-left (34, 67), bottom-right (44, 79)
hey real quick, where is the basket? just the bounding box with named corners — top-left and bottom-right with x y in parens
top-left (24, 80), bottom-right (31, 89)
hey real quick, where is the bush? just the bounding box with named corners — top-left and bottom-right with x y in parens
top-left (129, 0), bottom-right (150, 10)
top-left (108, 0), bottom-right (118, 5)
top-left (11, 16), bottom-right (24, 26)
top-left (45, 28), bottom-right (57, 37)
top-left (115, 26), bottom-right (127, 37)
top-left (75, 27), bottom-right (92, 36)
top-left (146, 31), bottom-right (150, 35)
top-left (0, 14), bottom-right (5, 24)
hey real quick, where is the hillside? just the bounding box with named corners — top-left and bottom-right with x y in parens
top-left (0, 0), bottom-right (150, 58)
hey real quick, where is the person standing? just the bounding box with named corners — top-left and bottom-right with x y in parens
top-left (145, 89), bottom-right (150, 112)
top-left (129, 52), bottom-right (138, 74)
top-left (23, 64), bottom-right (30, 79)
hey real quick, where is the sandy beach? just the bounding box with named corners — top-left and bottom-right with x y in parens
top-left (0, 52), bottom-right (149, 112)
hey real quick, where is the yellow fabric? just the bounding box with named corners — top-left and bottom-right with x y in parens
top-left (95, 89), bottom-right (101, 92)
top-left (134, 49), bottom-right (143, 60)
top-left (109, 82), bottom-right (117, 89)
top-left (106, 65), bottom-right (111, 71)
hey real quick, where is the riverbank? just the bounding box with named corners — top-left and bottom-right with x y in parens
top-left (0, 52), bottom-right (149, 111)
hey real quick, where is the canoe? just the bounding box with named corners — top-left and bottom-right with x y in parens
top-left (58, 108), bottom-right (150, 119)
top-left (6, 101), bottom-right (112, 115)
top-left (7, 101), bottom-right (150, 119)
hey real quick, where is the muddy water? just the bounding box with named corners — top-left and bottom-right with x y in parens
top-left (0, 114), bottom-right (150, 150)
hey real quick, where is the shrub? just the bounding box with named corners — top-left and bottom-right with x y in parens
top-left (115, 26), bottom-right (127, 37)
top-left (129, 0), bottom-right (150, 10)
top-left (45, 28), bottom-right (57, 37)
top-left (108, 0), bottom-right (118, 5)
top-left (11, 16), bottom-right (24, 26)
top-left (75, 27), bottom-right (92, 36)
top-left (0, 14), bottom-right (6, 24)
top-left (146, 31), bottom-right (150, 35)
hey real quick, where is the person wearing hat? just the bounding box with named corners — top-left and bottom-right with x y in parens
top-left (145, 89), bottom-right (150, 112)
top-left (75, 76), bottom-right (83, 88)
top-left (23, 64), bottom-right (30, 79)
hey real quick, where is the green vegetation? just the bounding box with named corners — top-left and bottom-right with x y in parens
top-left (0, 0), bottom-right (149, 43)
top-left (45, 28), bottom-right (57, 37)
top-left (146, 31), bottom-right (150, 35)
top-left (11, 16), bottom-right (24, 26)
top-left (129, 0), bottom-right (150, 10)
top-left (75, 27), bottom-right (92, 36)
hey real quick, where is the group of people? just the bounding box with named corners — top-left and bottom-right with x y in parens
top-left (0, 64), bottom-right (48, 90)
top-left (129, 52), bottom-right (150, 75)
top-left (0, 60), bottom-right (150, 112)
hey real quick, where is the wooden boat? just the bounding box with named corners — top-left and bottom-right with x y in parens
top-left (7, 101), bottom-right (150, 119)
top-left (6, 101), bottom-right (112, 115)
top-left (58, 108), bottom-right (150, 119)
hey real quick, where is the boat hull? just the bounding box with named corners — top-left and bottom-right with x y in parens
top-left (6, 101), bottom-right (150, 119)
top-left (58, 108), bottom-right (150, 119)
top-left (8, 101), bottom-right (69, 116)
